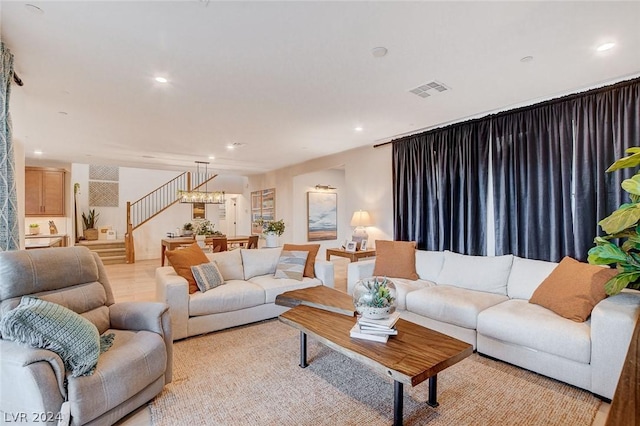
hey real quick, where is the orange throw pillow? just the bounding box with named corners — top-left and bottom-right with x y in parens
top-left (372, 240), bottom-right (419, 280)
top-left (529, 256), bottom-right (616, 322)
top-left (282, 244), bottom-right (320, 278)
top-left (165, 243), bottom-right (210, 294)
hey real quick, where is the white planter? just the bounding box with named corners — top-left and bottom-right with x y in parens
top-left (195, 234), bottom-right (206, 248)
top-left (264, 233), bottom-right (278, 248)
top-left (29, 226), bottom-right (40, 235)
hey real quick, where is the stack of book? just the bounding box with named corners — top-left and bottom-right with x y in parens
top-left (349, 311), bottom-right (401, 343)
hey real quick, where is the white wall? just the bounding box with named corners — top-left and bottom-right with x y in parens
top-left (292, 168), bottom-right (346, 253)
top-left (249, 143), bottom-right (393, 258)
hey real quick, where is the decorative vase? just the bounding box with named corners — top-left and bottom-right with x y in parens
top-left (195, 234), bottom-right (206, 248)
top-left (264, 233), bottom-right (278, 248)
top-left (352, 277), bottom-right (397, 319)
top-left (84, 228), bottom-right (99, 241)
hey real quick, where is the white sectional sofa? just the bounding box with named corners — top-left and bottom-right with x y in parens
top-left (157, 247), bottom-right (334, 340)
top-left (348, 250), bottom-right (640, 400)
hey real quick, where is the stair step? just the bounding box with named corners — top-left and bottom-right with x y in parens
top-left (76, 240), bottom-right (126, 264)
top-left (92, 247), bottom-right (126, 255)
top-left (100, 255), bottom-right (127, 265)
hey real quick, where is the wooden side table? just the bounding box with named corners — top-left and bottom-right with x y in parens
top-left (325, 247), bottom-right (376, 262)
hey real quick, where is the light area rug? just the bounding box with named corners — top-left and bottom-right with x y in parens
top-left (150, 320), bottom-right (600, 425)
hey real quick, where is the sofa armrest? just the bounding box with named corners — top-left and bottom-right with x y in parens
top-left (109, 301), bottom-right (173, 383)
top-left (591, 289), bottom-right (640, 399)
top-left (0, 339), bottom-right (66, 416)
top-left (314, 260), bottom-right (335, 288)
top-left (347, 259), bottom-right (376, 294)
top-left (155, 266), bottom-right (189, 341)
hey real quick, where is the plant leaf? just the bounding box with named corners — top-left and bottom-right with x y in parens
top-left (605, 272), bottom-right (640, 296)
top-left (598, 204), bottom-right (640, 234)
top-left (626, 147), bottom-right (640, 154)
top-left (607, 151), bottom-right (640, 172)
top-left (621, 175), bottom-right (640, 195)
top-left (587, 242), bottom-right (627, 265)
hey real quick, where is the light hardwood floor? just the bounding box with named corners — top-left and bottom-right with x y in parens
top-left (103, 257), bottom-right (608, 426)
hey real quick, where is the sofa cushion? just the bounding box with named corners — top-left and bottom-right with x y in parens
top-left (191, 262), bottom-right (225, 292)
top-left (282, 243), bottom-right (320, 278)
top-left (249, 275), bottom-right (321, 304)
top-left (477, 299), bottom-right (591, 364)
top-left (386, 278), bottom-right (436, 310)
top-left (415, 250), bottom-right (445, 282)
top-left (529, 256), bottom-right (615, 322)
top-left (437, 251), bottom-right (513, 296)
top-left (274, 250), bottom-right (308, 281)
top-left (0, 296), bottom-right (110, 377)
top-left (208, 249), bottom-right (244, 281)
top-left (506, 256), bottom-right (559, 300)
top-left (373, 240), bottom-right (419, 280)
top-left (189, 280), bottom-right (265, 316)
top-left (166, 243), bottom-right (210, 294)
top-left (241, 248), bottom-right (282, 279)
top-left (406, 285), bottom-right (508, 329)
top-left (67, 329), bottom-right (166, 425)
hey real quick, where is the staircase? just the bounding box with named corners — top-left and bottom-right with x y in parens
top-left (77, 239), bottom-right (127, 265)
top-left (125, 170), bottom-right (219, 263)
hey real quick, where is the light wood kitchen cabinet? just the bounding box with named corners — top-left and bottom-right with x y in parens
top-left (25, 167), bottom-right (65, 216)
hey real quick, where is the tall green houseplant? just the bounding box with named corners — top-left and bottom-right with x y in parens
top-left (588, 147), bottom-right (640, 295)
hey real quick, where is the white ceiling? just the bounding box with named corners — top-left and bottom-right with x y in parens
top-left (2, 1), bottom-right (640, 175)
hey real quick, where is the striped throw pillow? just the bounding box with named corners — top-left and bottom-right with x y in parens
top-left (191, 261), bottom-right (225, 292)
top-left (274, 250), bottom-right (309, 281)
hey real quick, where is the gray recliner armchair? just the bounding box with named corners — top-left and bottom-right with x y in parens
top-left (0, 246), bottom-right (172, 425)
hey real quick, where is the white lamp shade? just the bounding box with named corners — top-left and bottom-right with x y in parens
top-left (350, 210), bottom-right (372, 227)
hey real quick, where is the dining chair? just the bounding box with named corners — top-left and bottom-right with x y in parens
top-left (246, 235), bottom-right (259, 249)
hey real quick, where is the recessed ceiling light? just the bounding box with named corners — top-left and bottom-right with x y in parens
top-left (354, 126), bottom-right (363, 132)
top-left (208, 155), bottom-right (215, 160)
top-left (155, 76), bottom-right (168, 83)
top-left (34, 150), bottom-right (43, 155)
top-left (372, 47), bottom-right (388, 58)
top-left (596, 42), bottom-right (615, 52)
top-left (520, 56), bottom-right (534, 63)
top-left (226, 144), bottom-right (234, 150)
top-left (25, 4), bottom-right (44, 15)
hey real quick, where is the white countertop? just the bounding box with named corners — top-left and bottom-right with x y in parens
top-left (25, 233), bottom-right (67, 239)
top-left (25, 237), bottom-right (63, 248)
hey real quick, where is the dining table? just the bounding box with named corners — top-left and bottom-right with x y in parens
top-left (161, 235), bottom-right (252, 266)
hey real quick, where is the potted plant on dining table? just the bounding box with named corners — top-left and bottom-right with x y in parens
top-left (255, 218), bottom-right (285, 248)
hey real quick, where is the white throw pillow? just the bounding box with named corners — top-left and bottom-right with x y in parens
top-left (274, 251), bottom-right (309, 281)
top-left (241, 248), bottom-right (282, 279)
top-left (191, 261), bottom-right (225, 292)
top-left (415, 250), bottom-right (445, 282)
top-left (436, 250), bottom-right (514, 296)
top-left (208, 250), bottom-right (244, 281)
top-left (507, 256), bottom-right (559, 300)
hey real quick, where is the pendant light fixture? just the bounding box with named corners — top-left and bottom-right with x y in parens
top-left (178, 161), bottom-right (225, 204)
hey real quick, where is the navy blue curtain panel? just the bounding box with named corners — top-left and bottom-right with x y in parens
top-left (393, 121), bottom-right (490, 255)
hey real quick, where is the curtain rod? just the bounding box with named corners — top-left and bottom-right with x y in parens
top-left (13, 72), bottom-right (23, 86)
top-left (373, 75), bottom-right (640, 149)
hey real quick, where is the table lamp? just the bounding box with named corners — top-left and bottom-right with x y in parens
top-left (350, 210), bottom-right (372, 250)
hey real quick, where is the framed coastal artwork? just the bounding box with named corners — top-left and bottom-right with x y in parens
top-left (307, 191), bottom-right (337, 241)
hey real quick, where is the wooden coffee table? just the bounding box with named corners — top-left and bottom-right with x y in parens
top-left (276, 287), bottom-right (473, 426)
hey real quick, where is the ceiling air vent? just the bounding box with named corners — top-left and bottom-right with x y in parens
top-left (409, 80), bottom-right (450, 98)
